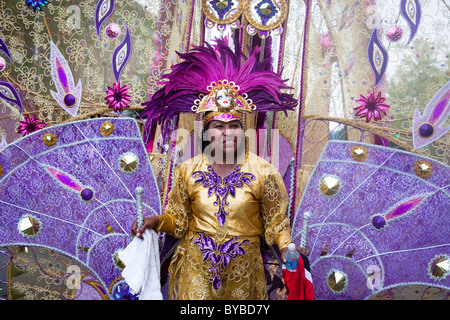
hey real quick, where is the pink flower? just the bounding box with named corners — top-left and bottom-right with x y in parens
top-left (17, 114), bottom-right (47, 136)
top-left (105, 82), bottom-right (131, 113)
top-left (354, 92), bottom-right (390, 122)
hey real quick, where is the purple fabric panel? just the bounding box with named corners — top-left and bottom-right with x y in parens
top-left (292, 141), bottom-right (449, 299)
top-left (0, 118), bottom-right (161, 295)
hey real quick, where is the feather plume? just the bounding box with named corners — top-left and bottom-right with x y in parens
top-left (142, 38), bottom-right (297, 136)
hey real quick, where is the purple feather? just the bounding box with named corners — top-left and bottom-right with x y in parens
top-left (141, 37), bottom-right (297, 137)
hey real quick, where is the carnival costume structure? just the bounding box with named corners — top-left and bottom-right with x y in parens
top-left (141, 38), bottom-right (297, 299)
top-left (0, 1), bottom-right (448, 301)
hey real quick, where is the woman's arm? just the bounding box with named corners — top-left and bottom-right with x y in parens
top-left (261, 166), bottom-right (292, 257)
top-left (261, 166), bottom-right (310, 262)
top-left (131, 165), bottom-right (191, 239)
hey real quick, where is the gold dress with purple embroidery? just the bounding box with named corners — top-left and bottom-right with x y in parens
top-left (156, 152), bottom-right (292, 300)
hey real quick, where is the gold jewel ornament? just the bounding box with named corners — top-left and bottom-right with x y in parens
top-left (99, 121), bottom-right (114, 137)
top-left (244, 0), bottom-right (288, 32)
top-left (414, 159), bottom-right (433, 179)
top-left (319, 175), bottom-right (341, 197)
top-left (350, 145), bottom-right (368, 162)
top-left (202, 0), bottom-right (244, 25)
top-left (196, 80), bottom-right (254, 112)
top-left (429, 255), bottom-right (449, 280)
top-left (191, 80), bottom-right (255, 125)
top-left (18, 215), bottom-right (41, 238)
top-left (113, 250), bottom-right (126, 270)
top-left (119, 152), bottom-right (139, 173)
top-left (327, 270), bottom-right (347, 293)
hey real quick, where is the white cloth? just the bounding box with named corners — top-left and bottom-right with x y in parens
top-left (119, 229), bottom-right (163, 300)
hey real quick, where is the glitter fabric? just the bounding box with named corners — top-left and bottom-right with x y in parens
top-left (0, 118), bottom-right (162, 298)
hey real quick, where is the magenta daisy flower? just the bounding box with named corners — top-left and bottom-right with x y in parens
top-left (17, 114), bottom-right (47, 136)
top-left (354, 92), bottom-right (390, 122)
top-left (105, 82), bottom-right (131, 113)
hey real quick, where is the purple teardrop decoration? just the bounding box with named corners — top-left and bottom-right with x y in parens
top-left (429, 98), bottom-right (447, 124)
top-left (56, 173), bottom-right (80, 190)
top-left (57, 63), bottom-right (69, 91)
top-left (400, 0), bottom-right (421, 46)
top-left (385, 197), bottom-right (425, 220)
top-left (367, 28), bottom-right (388, 89)
top-left (112, 24), bottom-right (132, 82)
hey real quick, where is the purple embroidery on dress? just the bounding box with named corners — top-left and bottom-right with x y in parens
top-left (194, 233), bottom-right (249, 290)
top-left (192, 166), bottom-right (255, 225)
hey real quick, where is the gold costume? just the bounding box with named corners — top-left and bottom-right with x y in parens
top-left (156, 152), bottom-right (292, 300)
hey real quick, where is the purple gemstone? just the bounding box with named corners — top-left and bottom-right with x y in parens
top-left (113, 282), bottom-right (139, 300)
top-left (418, 123), bottom-right (434, 138)
top-left (80, 188), bottom-right (94, 201)
top-left (64, 93), bottom-right (76, 107)
top-left (371, 215), bottom-right (386, 230)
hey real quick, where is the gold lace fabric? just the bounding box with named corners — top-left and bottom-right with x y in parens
top-left (156, 152), bottom-right (291, 299)
top-left (167, 232), bottom-right (267, 300)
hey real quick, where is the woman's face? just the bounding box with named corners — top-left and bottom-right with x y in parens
top-left (215, 89), bottom-right (233, 108)
top-left (206, 120), bottom-right (244, 160)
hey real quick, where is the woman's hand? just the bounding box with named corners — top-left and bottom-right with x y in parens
top-left (131, 216), bottom-right (160, 239)
top-left (280, 245), bottom-right (310, 263)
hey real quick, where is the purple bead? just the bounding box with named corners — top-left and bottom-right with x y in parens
top-left (371, 215), bottom-right (386, 230)
top-left (418, 123), bottom-right (434, 138)
top-left (80, 188), bottom-right (94, 201)
top-left (64, 93), bottom-right (76, 107)
top-left (112, 282), bottom-right (139, 300)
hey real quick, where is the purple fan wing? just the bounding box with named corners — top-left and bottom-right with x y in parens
top-left (292, 141), bottom-right (449, 300)
top-left (0, 118), bottom-right (161, 298)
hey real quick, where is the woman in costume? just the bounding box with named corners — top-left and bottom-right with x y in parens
top-left (132, 39), bottom-right (301, 300)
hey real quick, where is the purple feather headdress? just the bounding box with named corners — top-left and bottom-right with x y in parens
top-left (141, 38), bottom-right (297, 135)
